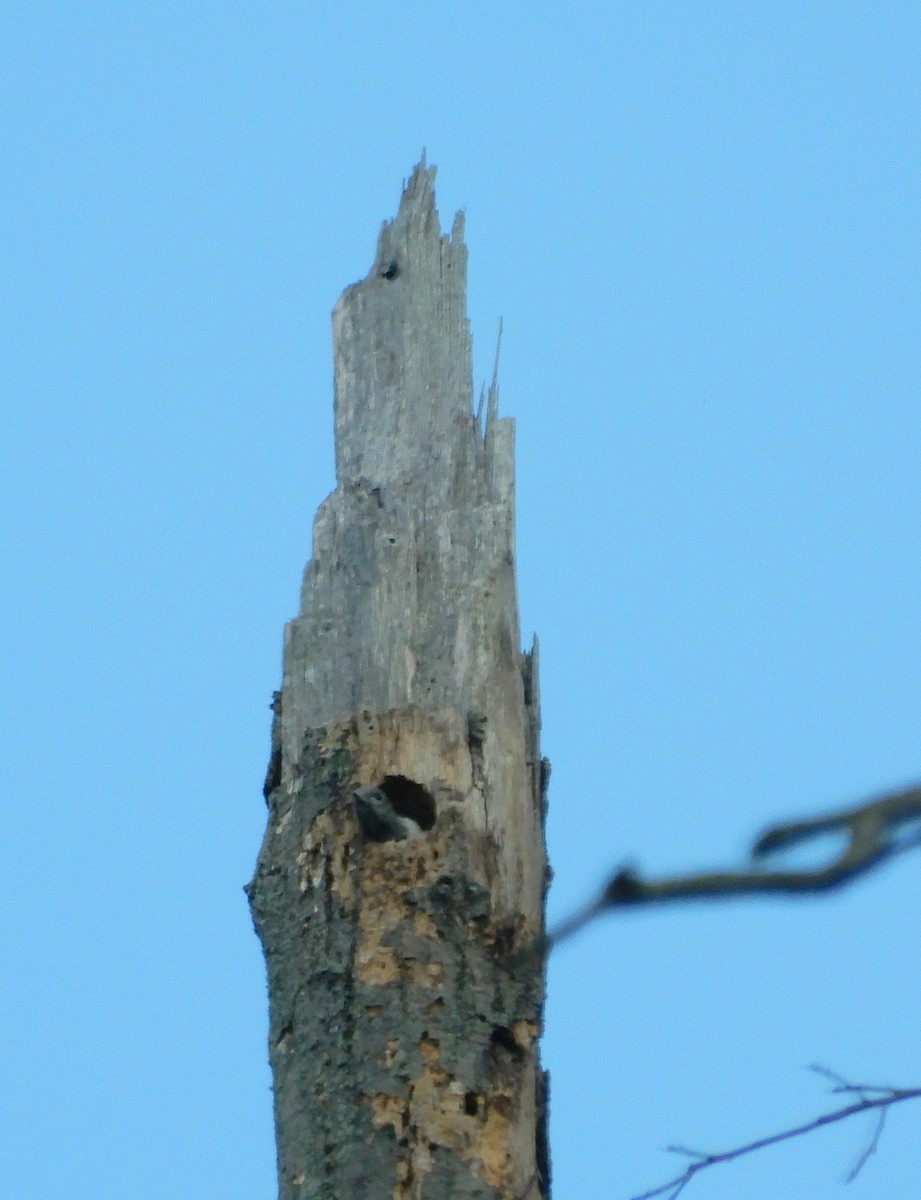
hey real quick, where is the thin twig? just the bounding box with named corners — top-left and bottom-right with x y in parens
top-left (846, 1106), bottom-right (886, 1184)
top-left (808, 1062), bottom-right (900, 1096)
top-left (807, 1063), bottom-right (853, 1089)
top-left (627, 1085), bottom-right (921, 1200)
top-left (808, 1063), bottom-right (895, 1184)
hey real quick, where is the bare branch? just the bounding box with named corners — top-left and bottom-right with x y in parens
top-left (550, 781), bottom-right (921, 944)
top-left (807, 1063), bottom-right (854, 1090)
top-left (845, 1106), bottom-right (886, 1184)
top-left (807, 1062), bottom-right (901, 1096)
top-left (627, 1082), bottom-right (921, 1200)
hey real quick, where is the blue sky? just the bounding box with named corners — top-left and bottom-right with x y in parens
top-left (4, 4), bottom-right (921, 1198)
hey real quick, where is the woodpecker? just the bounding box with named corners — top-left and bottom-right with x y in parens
top-left (353, 786), bottom-right (423, 842)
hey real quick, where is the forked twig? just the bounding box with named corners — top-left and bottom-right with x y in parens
top-left (628, 1074), bottom-right (921, 1200)
top-left (550, 781), bottom-right (921, 944)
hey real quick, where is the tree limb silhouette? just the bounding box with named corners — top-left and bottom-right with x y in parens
top-left (627, 1066), bottom-right (921, 1200)
top-left (551, 781), bottom-right (921, 944)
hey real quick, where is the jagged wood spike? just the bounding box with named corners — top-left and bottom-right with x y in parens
top-left (248, 161), bottom-right (550, 1200)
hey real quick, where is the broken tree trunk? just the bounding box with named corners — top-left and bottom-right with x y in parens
top-left (248, 161), bottom-right (550, 1200)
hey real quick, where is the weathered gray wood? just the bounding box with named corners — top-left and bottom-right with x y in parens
top-left (249, 161), bottom-right (550, 1200)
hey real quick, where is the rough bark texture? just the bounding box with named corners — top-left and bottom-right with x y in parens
top-left (248, 161), bottom-right (550, 1200)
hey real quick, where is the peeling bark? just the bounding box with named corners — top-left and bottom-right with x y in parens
top-left (248, 161), bottom-right (550, 1200)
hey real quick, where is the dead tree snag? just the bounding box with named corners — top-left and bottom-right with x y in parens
top-left (248, 160), bottom-right (550, 1200)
